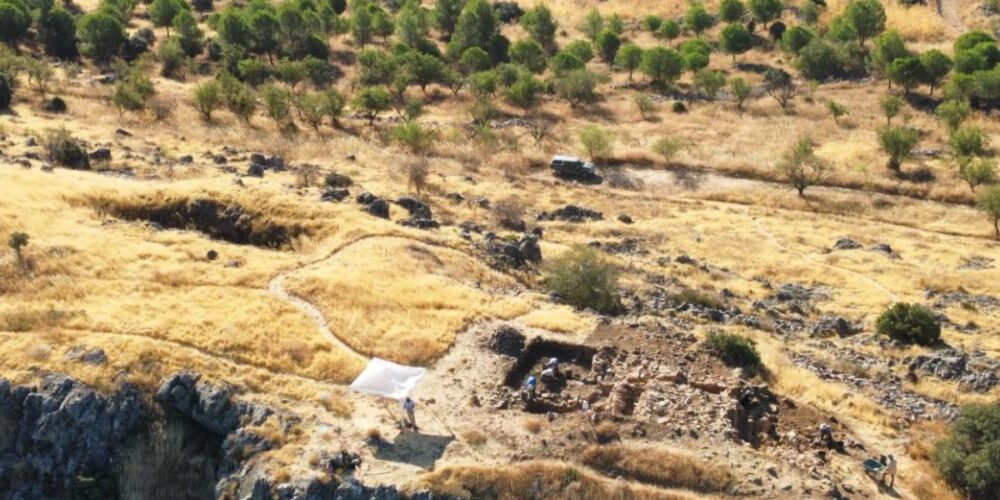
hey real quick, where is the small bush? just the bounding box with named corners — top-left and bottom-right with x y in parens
top-left (324, 171), bottom-right (353, 188)
top-left (45, 127), bottom-right (89, 169)
top-left (493, 196), bottom-right (526, 230)
top-left (544, 245), bottom-right (622, 314)
top-left (523, 417), bottom-right (544, 434)
top-left (705, 331), bottom-right (761, 368)
top-left (875, 302), bottom-right (940, 345)
top-left (932, 401), bottom-right (1000, 500)
top-left (461, 429), bottom-right (488, 445)
top-left (41, 96), bottom-right (67, 113)
top-left (593, 422), bottom-right (619, 444)
top-left (0, 72), bottom-right (11, 110)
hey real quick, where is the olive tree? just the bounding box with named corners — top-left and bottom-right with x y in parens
top-left (957, 157), bottom-right (997, 193)
top-left (352, 86), bottom-right (391, 125)
top-left (920, 49), bottom-right (952, 95)
top-left (843, 0), bottom-right (886, 47)
top-left (7, 231), bottom-right (28, 270)
top-left (193, 81), bottom-right (221, 121)
top-left (651, 136), bottom-right (683, 165)
top-left (878, 126), bottom-right (920, 171)
top-left (640, 46), bottom-right (684, 89)
top-left (977, 184), bottom-right (1000, 238)
top-left (78, 12), bottom-right (126, 66)
top-left (720, 0), bottom-right (746, 23)
top-left (881, 95), bottom-right (903, 125)
top-left (777, 137), bottom-right (831, 196)
top-left (719, 23), bottom-right (753, 62)
top-left (579, 124), bottom-right (613, 160)
top-left (615, 43), bottom-right (643, 80)
top-left (730, 77), bottom-right (752, 115)
top-left (749, 0), bottom-right (782, 28)
top-left (764, 67), bottom-right (795, 109)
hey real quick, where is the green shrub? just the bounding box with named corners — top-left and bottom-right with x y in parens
top-left (41, 96), bottom-right (67, 113)
top-left (705, 331), bottom-right (761, 368)
top-left (0, 72), bottom-right (11, 110)
top-left (875, 302), bottom-right (940, 345)
top-left (932, 402), bottom-right (1000, 500)
top-left (544, 245), bottom-right (622, 314)
top-left (45, 127), bottom-right (89, 169)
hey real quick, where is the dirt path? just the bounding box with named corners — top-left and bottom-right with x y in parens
top-left (745, 208), bottom-right (901, 303)
top-left (268, 273), bottom-right (368, 362)
top-left (938, 0), bottom-right (967, 34)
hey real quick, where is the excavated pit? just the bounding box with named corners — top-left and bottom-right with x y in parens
top-left (104, 198), bottom-right (307, 249)
top-left (503, 338), bottom-right (597, 389)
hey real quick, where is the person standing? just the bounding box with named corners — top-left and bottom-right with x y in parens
top-left (402, 397), bottom-right (417, 430)
top-left (883, 455), bottom-right (897, 488)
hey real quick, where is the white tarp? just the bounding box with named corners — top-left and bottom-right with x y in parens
top-left (349, 358), bottom-right (427, 400)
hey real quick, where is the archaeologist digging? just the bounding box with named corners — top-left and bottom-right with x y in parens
top-left (523, 374), bottom-right (538, 401)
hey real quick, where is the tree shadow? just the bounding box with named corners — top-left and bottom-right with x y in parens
top-left (372, 430), bottom-right (454, 470)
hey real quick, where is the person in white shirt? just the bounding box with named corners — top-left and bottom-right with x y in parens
top-left (402, 397), bottom-right (417, 430)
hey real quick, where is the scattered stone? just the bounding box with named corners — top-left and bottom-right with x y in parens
top-left (481, 234), bottom-right (542, 268)
top-left (114, 128), bottom-right (132, 137)
top-left (396, 197), bottom-right (432, 219)
top-left (618, 214), bottom-right (633, 224)
top-left (89, 148), bottom-right (112, 162)
top-left (247, 163), bottom-right (265, 177)
top-left (869, 243), bottom-right (899, 258)
top-left (64, 346), bottom-right (108, 365)
top-left (958, 256), bottom-right (994, 270)
top-left (213, 154), bottom-right (227, 164)
top-left (832, 238), bottom-right (862, 250)
top-left (365, 198), bottom-right (390, 219)
top-left (486, 325), bottom-right (526, 357)
top-left (476, 197), bottom-right (490, 208)
top-left (321, 189), bottom-right (351, 202)
top-left (537, 205), bottom-right (603, 223)
top-left (324, 171), bottom-right (353, 188)
top-left (446, 192), bottom-right (465, 203)
top-left (178, 154), bottom-right (194, 164)
top-left (356, 192), bottom-right (377, 205)
top-left (810, 316), bottom-right (858, 338)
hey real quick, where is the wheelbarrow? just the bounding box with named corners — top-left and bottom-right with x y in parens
top-left (863, 458), bottom-right (886, 479)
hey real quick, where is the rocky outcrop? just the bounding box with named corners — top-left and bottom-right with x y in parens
top-left (536, 205), bottom-right (603, 223)
top-left (480, 234), bottom-right (542, 269)
top-left (486, 325), bottom-right (526, 357)
top-left (356, 193), bottom-right (390, 219)
top-left (905, 349), bottom-right (1000, 393)
top-left (156, 371), bottom-right (270, 436)
top-left (0, 375), bottom-right (145, 497)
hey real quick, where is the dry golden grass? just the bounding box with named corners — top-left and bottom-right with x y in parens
top-left (460, 429), bottom-right (488, 446)
top-left (417, 461), bottom-right (703, 500)
top-left (581, 445), bottom-right (733, 494)
top-left (283, 237), bottom-right (533, 365)
top-left (523, 417), bottom-right (546, 434)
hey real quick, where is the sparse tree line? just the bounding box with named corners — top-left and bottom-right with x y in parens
top-left (3, 0), bottom-right (1000, 234)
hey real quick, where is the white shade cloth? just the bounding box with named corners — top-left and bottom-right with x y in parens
top-left (349, 358), bottom-right (427, 399)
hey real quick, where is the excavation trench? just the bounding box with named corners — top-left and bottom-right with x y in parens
top-left (103, 198), bottom-right (307, 249)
